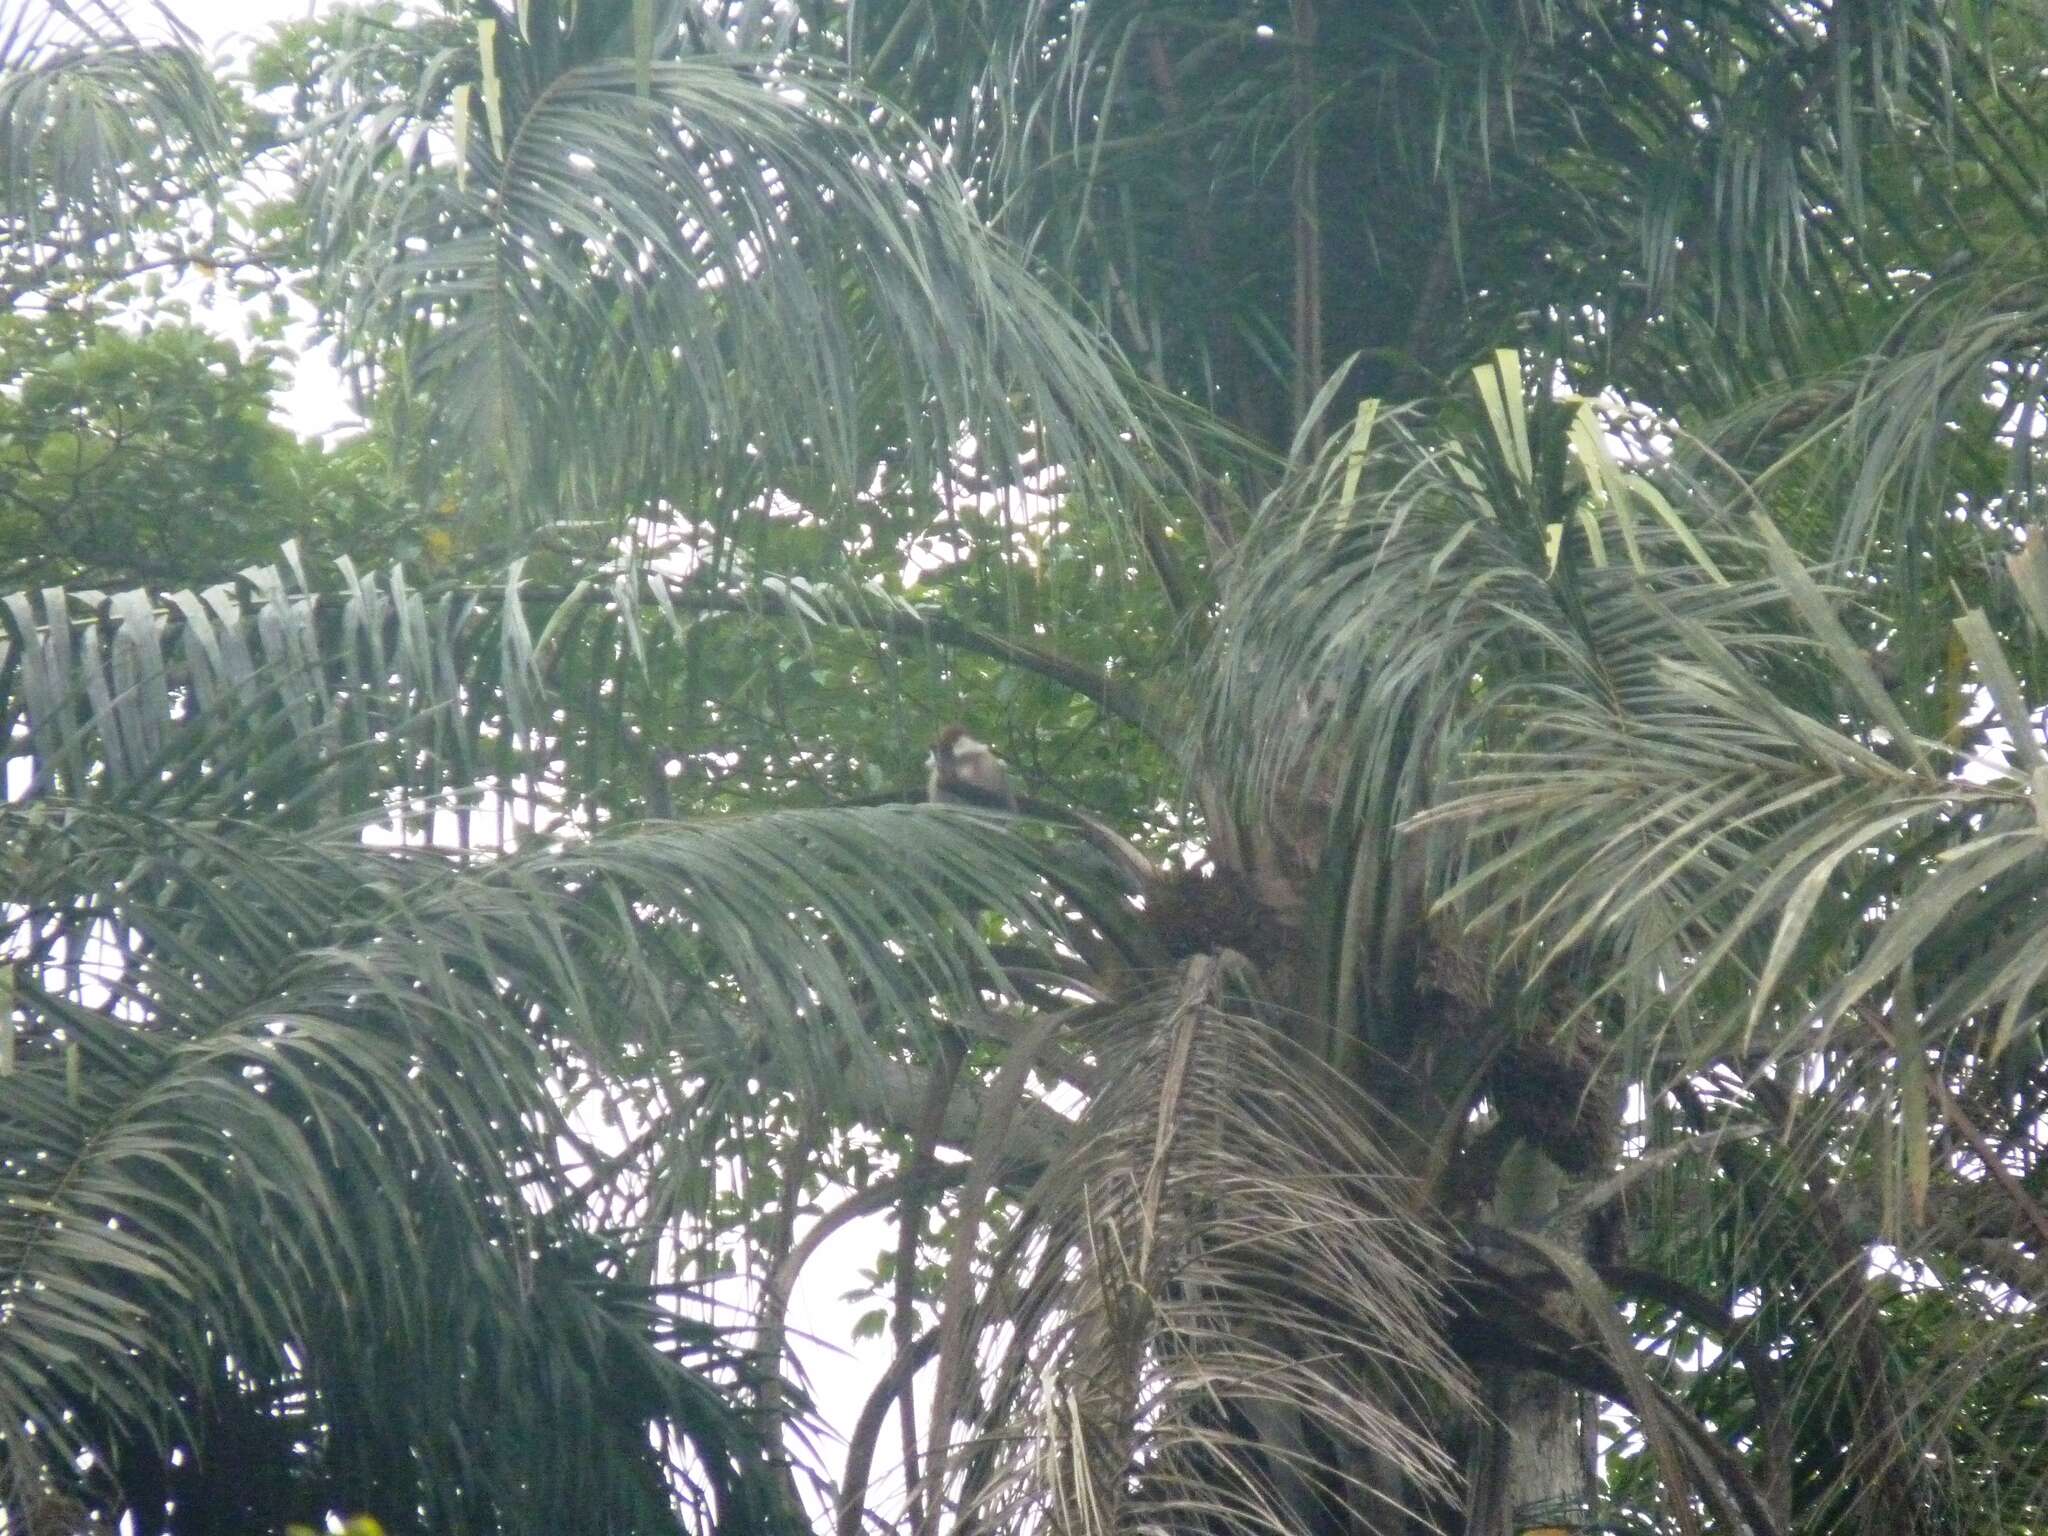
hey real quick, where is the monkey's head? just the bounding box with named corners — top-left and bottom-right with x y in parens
top-left (926, 724), bottom-right (1016, 810)
top-left (927, 723), bottom-right (973, 768)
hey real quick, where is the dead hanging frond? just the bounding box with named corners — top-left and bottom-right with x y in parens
top-left (931, 957), bottom-right (1469, 1536)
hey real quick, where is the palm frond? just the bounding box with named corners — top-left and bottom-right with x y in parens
top-left (1706, 261), bottom-right (2048, 574)
top-left (0, 548), bottom-right (1169, 839)
top-left (0, 547), bottom-right (1147, 1528)
top-left (1403, 507), bottom-right (2048, 1087)
top-left (298, 0), bottom-right (1177, 529)
top-left (0, 805), bottom-right (773, 1530)
top-left (843, 0), bottom-right (2017, 437)
top-left (1190, 358), bottom-right (2048, 1530)
top-left (925, 959), bottom-right (1467, 1536)
top-left (0, 0), bottom-right (229, 291)
top-left (1199, 353), bottom-right (2048, 1074)
top-left (1606, 1067), bottom-right (2048, 1533)
top-left (0, 785), bottom-right (1115, 1527)
top-left (1195, 356), bottom-right (1764, 1028)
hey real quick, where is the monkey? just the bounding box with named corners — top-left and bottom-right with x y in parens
top-left (923, 723), bottom-right (1166, 891)
top-left (925, 724), bottom-right (1018, 812)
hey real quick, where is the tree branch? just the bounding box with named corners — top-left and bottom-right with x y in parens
top-left (663, 587), bottom-right (1156, 737)
top-left (838, 1327), bottom-right (941, 1536)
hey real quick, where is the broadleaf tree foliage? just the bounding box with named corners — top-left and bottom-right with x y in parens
top-left (3, 1), bottom-right (2048, 1534)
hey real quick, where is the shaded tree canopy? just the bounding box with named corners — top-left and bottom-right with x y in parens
top-left (2, 2), bottom-right (2047, 1535)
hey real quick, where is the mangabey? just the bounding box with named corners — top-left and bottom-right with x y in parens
top-left (925, 724), bottom-right (1018, 812)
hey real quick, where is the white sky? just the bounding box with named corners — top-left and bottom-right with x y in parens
top-left (180, 0), bottom-right (324, 42)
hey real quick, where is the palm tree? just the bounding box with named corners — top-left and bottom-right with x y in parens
top-left (5, 1), bottom-right (2048, 1534)
top-left (0, 0), bottom-right (230, 305)
top-left (0, 556), bottom-right (1129, 1533)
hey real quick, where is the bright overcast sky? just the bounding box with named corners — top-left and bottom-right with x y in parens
top-left (181, 0), bottom-right (327, 50)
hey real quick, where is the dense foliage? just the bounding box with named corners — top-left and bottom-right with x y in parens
top-left (3, 2), bottom-right (2047, 1535)
top-left (0, 310), bottom-right (418, 588)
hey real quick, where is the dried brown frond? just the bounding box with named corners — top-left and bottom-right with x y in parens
top-left (933, 958), bottom-right (1470, 1536)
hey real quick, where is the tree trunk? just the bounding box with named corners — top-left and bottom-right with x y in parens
top-left (1468, 1144), bottom-right (1593, 1536)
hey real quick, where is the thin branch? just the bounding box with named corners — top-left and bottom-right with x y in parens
top-left (1929, 1069), bottom-right (2048, 1254)
top-left (897, 1043), bottom-right (961, 1528)
top-left (838, 1327), bottom-right (941, 1536)
top-left (764, 1165), bottom-right (971, 1338)
top-left (1599, 1264), bottom-right (1793, 1532)
top-left (658, 587), bottom-right (1155, 737)
top-left (756, 1108), bottom-right (823, 1519)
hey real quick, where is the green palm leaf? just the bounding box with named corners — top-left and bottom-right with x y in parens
top-left (0, 0), bottom-right (229, 297)
top-left (0, 546), bottom-right (1140, 1529)
top-left (298, 0), bottom-right (1172, 528)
